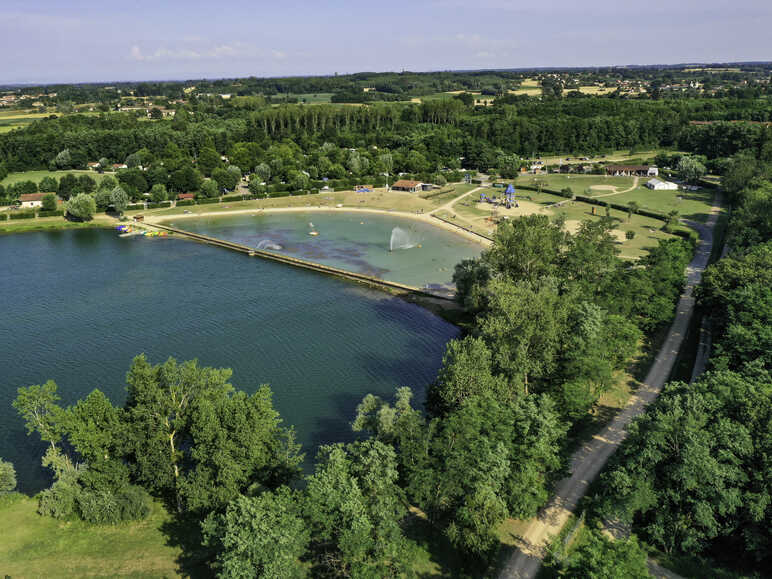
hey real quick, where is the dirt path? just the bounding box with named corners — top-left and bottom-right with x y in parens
top-left (429, 186), bottom-right (484, 215)
top-left (498, 193), bottom-right (722, 579)
top-left (590, 176), bottom-right (640, 198)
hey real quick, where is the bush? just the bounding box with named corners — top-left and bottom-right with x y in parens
top-left (196, 197), bottom-right (220, 205)
top-left (78, 489), bottom-right (120, 524)
top-left (38, 210), bottom-right (65, 218)
top-left (126, 204), bottom-right (145, 211)
top-left (115, 485), bottom-right (151, 521)
top-left (626, 230), bottom-right (636, 240)
top-left (10, 211), bottom-right (35, 220)
top-left (221, 194), bottom-right (245, 202)
top-left (38, 480), bottom-right (80, 520)
top-left (159, 201), bottom-right (172, 208)
top-left (176, 199), bottom-right (195, 206)
top-left (267, 190), bottom-right (291, 198)
top-left (0, 459), bottom-right (16, 493)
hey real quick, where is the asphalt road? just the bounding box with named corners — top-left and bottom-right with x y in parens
top-left (499, 195), bottom-right (722, 579)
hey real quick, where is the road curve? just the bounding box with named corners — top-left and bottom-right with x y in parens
top-left (499, 194), bottom-right (722, 579)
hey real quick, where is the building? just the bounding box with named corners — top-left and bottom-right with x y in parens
top-left (18, 193), bottom-right (46, 208)
top-left (177, 193), bottom-right (195, 201)
top-left (605, 165), bottom-right (657, 177)
top-left (645, 178), bottom-right (679, 191)
top-left (391, 179), bottom-right (424, 193)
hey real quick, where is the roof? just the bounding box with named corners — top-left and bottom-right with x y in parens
top-left (606, 165), bottom-right (650, 171)
top-left (177, 193), bottom-right (195, 199)
top-left (392, 179), bottom-right (423, 188)
top-left (19, 193), bottom-right (46, 202)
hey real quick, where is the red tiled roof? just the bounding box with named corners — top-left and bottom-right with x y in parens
top-left (19, 193), bottom-right (46, 202)
top-left (392, 179), bottom-right (423, 188)
top-left (177, 193), bottom-right (195, 199)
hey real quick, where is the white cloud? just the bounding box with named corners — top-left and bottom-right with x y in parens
top-left (129, 41), bottom-right (267, 63)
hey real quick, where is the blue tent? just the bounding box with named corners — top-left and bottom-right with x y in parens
top-left (505, 184), bottom-right (516, 195)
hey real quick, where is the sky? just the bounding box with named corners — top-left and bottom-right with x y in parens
top-left (0, 0), bottom-right (770, 85)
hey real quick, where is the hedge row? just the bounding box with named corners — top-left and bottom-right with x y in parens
top-left (10, 212), bottom-right (35, 220)
top-left (573, 195), bottom-right (667, 220)
top-left (127, 204), bottom-right (145, 211)
top-left (197, 197), bottom-right (220, 205)
top-left (176, 199), bottom-right (195, 206)
top-left (221, 194), bottom-right (247, 202)
top-left (38, 210), bottom-right (64, 217)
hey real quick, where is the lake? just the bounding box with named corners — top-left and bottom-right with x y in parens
top-left (0, 227), bottom-right (461, 492)
top-left (164, 211), bottom-right (483, 288)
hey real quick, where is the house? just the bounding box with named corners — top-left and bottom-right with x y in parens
top-left (112, 163), bottom-right (128, 170)
top-left (605, 165), bottom-right (652, 177)
top-left (645, 178), bottom-right (678, 191)
top-left (391, 179), bottom-right (424, 193)
top-left (647, 166), bottom-right (659, 176)
top-left (19, 193), bottom-right (46, 209)
top-left (87, 162), bottom-right (100, 170)
top-left (177, 193), bottom-right (195, 200)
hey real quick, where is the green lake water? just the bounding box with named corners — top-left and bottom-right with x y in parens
top-left (165, 211), bottom-right (483, 289)
top-left (0, 228), bottom-right (461, 492)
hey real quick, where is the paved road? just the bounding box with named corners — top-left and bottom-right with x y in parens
top-left (499, 195), bottom-right (722, 579)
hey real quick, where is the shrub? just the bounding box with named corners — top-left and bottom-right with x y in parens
top-left (626, 230), bottom-right (636, 240)
top-left (0, 459), bottom-right (16, 493)
top-left (115, 485), bottom-right (151, 521)
top-left (78, 489), bottom-right (120, 524)
top-left (176, 199), bottom-right (195, 206)
top-left (267, 190), bottom-right (291, 198)
top-left (126, 204), bottom-right (145, 211)
top-left (38, 480), bottom-right (80, 520)
top-left (159, 201), bottom-right (172, 208)
top-left (10, 211), bottom-right (35, 220)
top-left (221, 194), bottom-right (245, 202)
top-left (38, 210), bottom-right (65, 218)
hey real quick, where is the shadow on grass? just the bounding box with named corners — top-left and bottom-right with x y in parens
top-left (160, 513), bottom-right (211, 579)
top-left (404, 511), bottom-right (492, 578)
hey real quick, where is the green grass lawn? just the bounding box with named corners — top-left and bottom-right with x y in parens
top-left (0, 494), bottom-right (183, 578)
top-left (600, 185), bottom-right (720, 223)
top-left (1, 170), bottom-right (109, 187)
top-left (514, 174), bottom-right (636, 194)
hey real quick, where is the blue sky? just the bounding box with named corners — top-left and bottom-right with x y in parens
top-left (1, 0), bottom-right (770, 84)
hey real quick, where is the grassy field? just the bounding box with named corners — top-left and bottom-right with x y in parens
top-left (448, 186), bottom-right (685, 259)
top-left (1, 170), bottom-right (109, 188)
top-left (0, 109), bottom-right (51, 133)
top-left (510, 173), bottom-right (719, 222)
top-left (0, 494), bottom-right (183, 578)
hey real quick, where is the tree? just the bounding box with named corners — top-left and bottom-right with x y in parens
top-left (625, 230), bottom-right (635, 240)
top-left (65, 192), bottom-right (96, 220)
top-left (13, 381), bottom-right (64, 450)
top-left (57, 173), bottom-right (80, 200)
top-left (427, 336), bottom-right (510, 415)
top-left (54, 148), bottom-right (72, 169)
top-left (599, 364), bottom-right (771, 562)
top-left (110, 186), bottom-right (129, 214)
top-left (197, 146), bottom-right (222, 177)
top-left (212, 167), bottom-right (239, 192)
top-left (41, 193), bottom-right (58, 212)
top-left (558, 530), bottom-right (649, 578)
top-left (202, 488), bottom-right (309, 578)
top-left (478, 278), bottom-right (565, 394)
top-left (94, 188), bottom-right (112, 210)
top-left (626, 201), bottom-right (639, 222)
top-left (123, 356), bottom-right (300, 513)
top-left (677, 155), bottom-right (707, 184)
top-left (254, 162), bottom-right (271, 183)
top-left (0, 458), bottom-right (17, 493)
top-left (125, 152), bottom-right (142, 169)
top-left (150, 183), bottom-right (167, 202)
top-left (305, 441), bottom-right (417, 576)
top-left (200, 179), bottom-right (219, 199)
top-left (39, 176), bottom-right (58, 193)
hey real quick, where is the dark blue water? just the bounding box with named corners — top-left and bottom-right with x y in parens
top-left (0, 229), bottom-right (458, 492)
